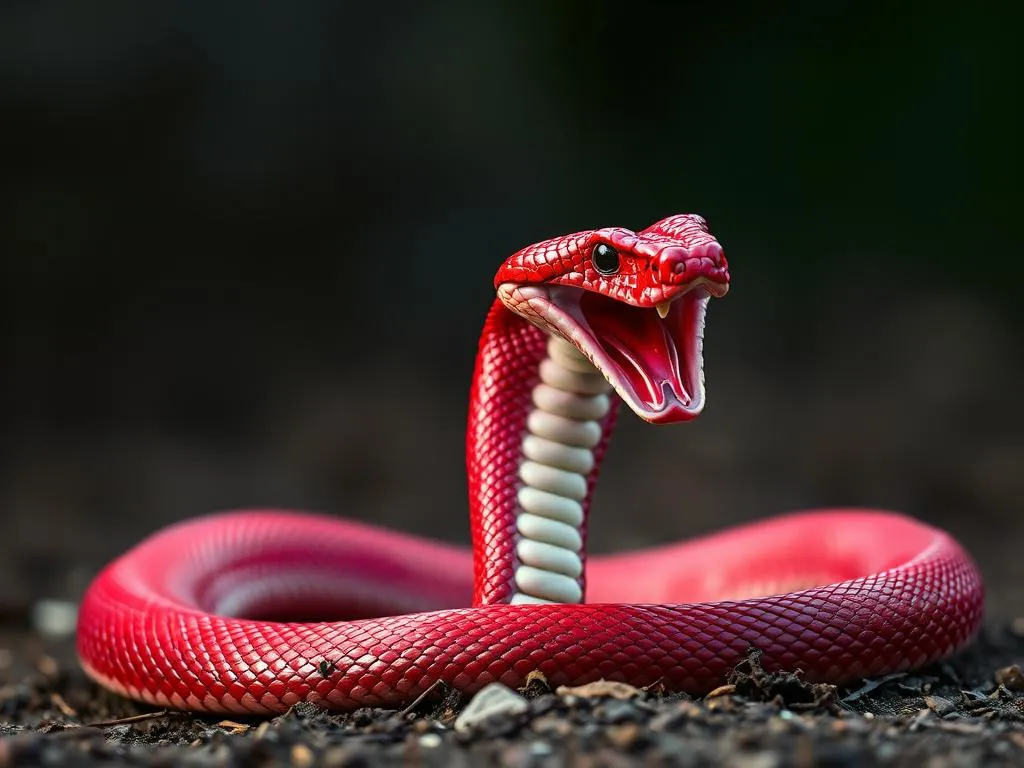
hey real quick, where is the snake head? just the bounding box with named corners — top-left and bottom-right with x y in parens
top-left (495, 214), bottom-right (730, 424)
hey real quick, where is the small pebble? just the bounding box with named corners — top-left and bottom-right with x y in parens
top-left (29, 600), bottom-right (79, 638)
top-left (290, 743), bottom-right (315, 767)
top-left (996, 664), bottom-right (1024, 691)
top-left (454, 683), bottom-right (529, 733)
top-left (529, 741), bottom-right (553, 756)
top-left (418, 733), bottom-right (442, 748)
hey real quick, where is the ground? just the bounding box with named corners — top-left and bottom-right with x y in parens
top-left (5, 623), bottom-right (1024, 766)
top-left (1, 292), bottom-right (1022, 766)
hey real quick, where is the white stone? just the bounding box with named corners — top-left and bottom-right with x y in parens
top-left (454, 682), bottom-right (529, 732)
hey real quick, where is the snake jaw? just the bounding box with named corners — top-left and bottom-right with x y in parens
top-left (497, 282), bottom-right (716, 424)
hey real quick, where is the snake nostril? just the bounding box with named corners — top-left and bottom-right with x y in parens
top-left (653, 248), bottom-right (688, 283)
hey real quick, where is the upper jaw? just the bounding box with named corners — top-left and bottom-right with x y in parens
top-left (496, 281), bottom-right (717, 424)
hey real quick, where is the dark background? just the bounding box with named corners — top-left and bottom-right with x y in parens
top-left (1, 3), bottom-right (1021, 618)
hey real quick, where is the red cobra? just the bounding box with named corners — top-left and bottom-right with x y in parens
top-left (77, 215), bottom-right (984, 714)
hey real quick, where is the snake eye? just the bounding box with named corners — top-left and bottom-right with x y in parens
top-left (592, 243), bottom-right (620, 275)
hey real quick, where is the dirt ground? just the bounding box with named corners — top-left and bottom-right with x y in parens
top-left (5, 624), bottom-right (1024, 766)
top-left (1, 290), bottom-right (1023, 766)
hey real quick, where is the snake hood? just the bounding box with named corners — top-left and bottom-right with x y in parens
top-left (494, 214), bottom-right (730, 424)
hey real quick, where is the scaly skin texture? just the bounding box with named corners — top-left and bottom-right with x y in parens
top-left (76, 215), bottom-right (985, 714)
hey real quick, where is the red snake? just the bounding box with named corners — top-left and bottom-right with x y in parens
top-left (77, 215), bottom-right (984, 714)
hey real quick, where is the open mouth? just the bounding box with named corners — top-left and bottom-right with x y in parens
top-left (498, 281), bottom-right (722, 423)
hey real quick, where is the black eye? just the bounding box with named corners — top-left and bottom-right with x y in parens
top-left (592, 243), bottom-right (620, 275)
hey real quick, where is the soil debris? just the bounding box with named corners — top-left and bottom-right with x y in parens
top-left (554, 680), bottom-right (642, 701)
top-left (996, 664), bottom-right (1024, 691)
top-left (4, 625), bottom-right (1024, 765)
top-left (725, 648), bottom-right (839, 712)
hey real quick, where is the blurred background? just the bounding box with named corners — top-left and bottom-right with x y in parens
top-left (1, 2), bottom-right (1021, 621)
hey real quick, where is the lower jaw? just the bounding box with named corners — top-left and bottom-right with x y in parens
top-left (498, 283), bottom-right (707, 424)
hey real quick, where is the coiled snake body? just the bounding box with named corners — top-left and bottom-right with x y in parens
top-left (77, 215), bottom-right (984, 714)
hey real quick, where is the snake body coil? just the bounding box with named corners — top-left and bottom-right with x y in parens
top-left (77, 215), bottom-right (984, 714)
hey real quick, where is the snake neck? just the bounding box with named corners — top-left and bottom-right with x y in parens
top-left (466, 299), bottom-right (618, 607)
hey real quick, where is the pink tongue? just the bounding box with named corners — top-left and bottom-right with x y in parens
top-left (579, 293), bottom-right (687, 409)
